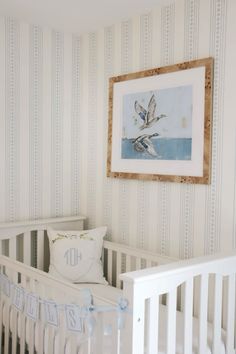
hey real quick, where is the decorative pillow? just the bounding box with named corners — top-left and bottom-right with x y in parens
top-left (47, 227), bottom-right (108, 285)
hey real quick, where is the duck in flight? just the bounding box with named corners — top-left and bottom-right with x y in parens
top-left (132, 132), bottom-right (159, 157)
top-left (135, 94), bottom-right (166, 130)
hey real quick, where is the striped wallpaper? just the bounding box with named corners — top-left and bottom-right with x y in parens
top-left (0, 0), bottom-right (235, 259)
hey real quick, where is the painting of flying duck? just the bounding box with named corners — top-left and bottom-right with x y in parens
top-left (107, 58), bottom-right (213, 184)
top-left (121, 86), bottom-right (192, 161)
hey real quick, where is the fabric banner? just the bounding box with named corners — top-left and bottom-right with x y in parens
top-left (0, 272), bottom-right (129, 334)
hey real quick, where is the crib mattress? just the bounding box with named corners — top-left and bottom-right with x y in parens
top-left (2, 283), bottom-right (226, 354)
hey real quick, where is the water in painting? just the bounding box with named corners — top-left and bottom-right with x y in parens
top-left (121, 85), bottom-right (193, 161)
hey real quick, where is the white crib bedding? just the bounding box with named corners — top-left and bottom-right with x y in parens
top-left (157, 304), bottom-right (226, 354)
top-left (2, 283), bottom-right (226, 354)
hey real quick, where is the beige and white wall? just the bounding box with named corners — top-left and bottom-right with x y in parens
top-left (0, 0), bottom-right (235, 259)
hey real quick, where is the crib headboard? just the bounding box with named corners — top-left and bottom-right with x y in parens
top-left (0, 217), bottom-right (177, 288)
top-left (0, 216), bottom-right (86, 271)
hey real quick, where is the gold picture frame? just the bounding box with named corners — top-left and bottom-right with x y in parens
top-left (107, 57), bottom-right (213, 184)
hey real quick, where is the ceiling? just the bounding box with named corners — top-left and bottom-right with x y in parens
top-left (0, 0), bottom-right (174, 35)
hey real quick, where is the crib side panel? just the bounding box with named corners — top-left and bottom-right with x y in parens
top-left (103, 240), bottom-right (176, 288)
top-left (121, 253), bottom-right (236, 354)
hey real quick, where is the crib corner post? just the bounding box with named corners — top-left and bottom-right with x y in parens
top-left (121, 275), bottom-right (146, 354)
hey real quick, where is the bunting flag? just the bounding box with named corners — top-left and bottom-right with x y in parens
top-left (0, 273), bottom-right (129, 335)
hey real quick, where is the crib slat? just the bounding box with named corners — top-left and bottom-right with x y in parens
top-left (4, 302), bottom-right (10, 354)
top-left (166, 289), bottom-right (177, 354)
top-left (108, 249), bottom-right (113, 284)
top-left (135, 257), bottom-right (142, 270)
top-left (69, 334), bottom-right (78, 354)
top-left (23, 231), bottom-right (31, 265)
top-left (225, 274), bottom-right (235, 352)
top-left (59, 317), bottom-right (66, 354)
top-left (212, 274), bottom-right (223, 353)
top-left (37, 230), bottom-right (44, 270)
top-left (47, 326), bottom-right (55, 353)
top-left (19, 280), bottom-right (27, 354)
top-left (20, 315), bottom-right (26, 354)
top-left (126, 255), bottom-right (131, 272)
top-left (28, 319), bottom-right (35, 354)
top-left (116, 252), bottom-right (122, 288)
top-left (95, 312), bottom-right (104, 353)
top-left (183, 278), bottom-right (193, 354)
top-left (9, 237), bottom-right (17, 260)
top-left (110, 307), bottom-right (122, 354)
top-left (11, 308), bottom-right (18, 353)
top-left (37, 317), bottom-right (45, 354)
top-left (124, 291), bottom-right (146, 354)
top-left (146, 296), bottom-right (159, 354)
top-left (198, 273), bottom-right (209, 354)
top-left (146, 260), bottom-right (153, 268)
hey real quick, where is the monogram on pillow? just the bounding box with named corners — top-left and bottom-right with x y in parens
top-left (47, 227), bottom-right (108, 285)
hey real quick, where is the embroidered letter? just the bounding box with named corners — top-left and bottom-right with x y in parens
top-left (65, 304), bottom-right (82, 332)
top-left (44, 301), bottom-right (59, 327)
top-left (25, 294), bottom-right (39, 321)
top-left (64, 248), bottom-right (82, 266)
top-left (13, 286), bottom-right (24, 311)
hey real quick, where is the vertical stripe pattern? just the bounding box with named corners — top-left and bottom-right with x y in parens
top-left (0, 1), bottom-right (234, 264)
top-left (137, 13), bottom-right (153, 250)
top-left (5, 18), bottom-right (20, 222)
top-left (29, 25), bottom-right (43, 220)
top-left (71, 36), bottom-right (82, 215)
top-left (119, 21), bottom-right (132, 244)
top-left (86, 33), bottom-right (98, 228)
top-left (51, 31), bottom-right (64, 217)
top-left (158, 4), bottom-right (175, 256)
top-left (205, 0), bottom-right (227, 254)
top-left (103, 26), bottom-right (114, 238)
top-left (179, 0), bottom-right (200, 259)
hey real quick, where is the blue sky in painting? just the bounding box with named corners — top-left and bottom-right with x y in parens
top-left (122, 85), bottom-right (193, 139)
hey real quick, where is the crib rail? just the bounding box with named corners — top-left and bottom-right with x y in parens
top-left (103, 240), bottom-right (176, 289)
top-left (121, 251), bottom-right (236, 354)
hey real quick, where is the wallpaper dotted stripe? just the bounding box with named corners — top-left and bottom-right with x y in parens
top-left (5, 18), bottom-right (20, 222)
top-left (161, 4), bottom-right (175, 66)
top-left (136, 13), bottom-right (153, 250)
top-left (119, 20), bottom-right (133, 244)
top-left (86, 32), bottom-right (98, 228)
top-left (184, 0), bottom-right (199, 60)
top-left (179, 186), bottom-right (195, 259)
top-left (158, 4), bottom-right (175, 256)
top-left (204, 0), bottom-right (227, 254)
top-left (157, 183), bottom-right (171, 255)
top-left (140, 13), bottom-right (153, 70)
top-left (179, 0), bottom-right (200, 259)
top-left (71, 36), bottom-right (82, 216)
top-left (51, 31), bottom-right (64, 217)
top-left (103, 26), bottom-right (115, 238)
top-left (121, 20), bottom-right (132, 74)
top-left (29, 25), bottom-right (43, 220)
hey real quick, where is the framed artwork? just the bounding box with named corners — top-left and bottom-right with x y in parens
top-left (107, 57), bottom-right (213, 184)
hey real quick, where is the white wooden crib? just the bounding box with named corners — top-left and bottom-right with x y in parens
top-left (0, 216), bottom-right (235, 354)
